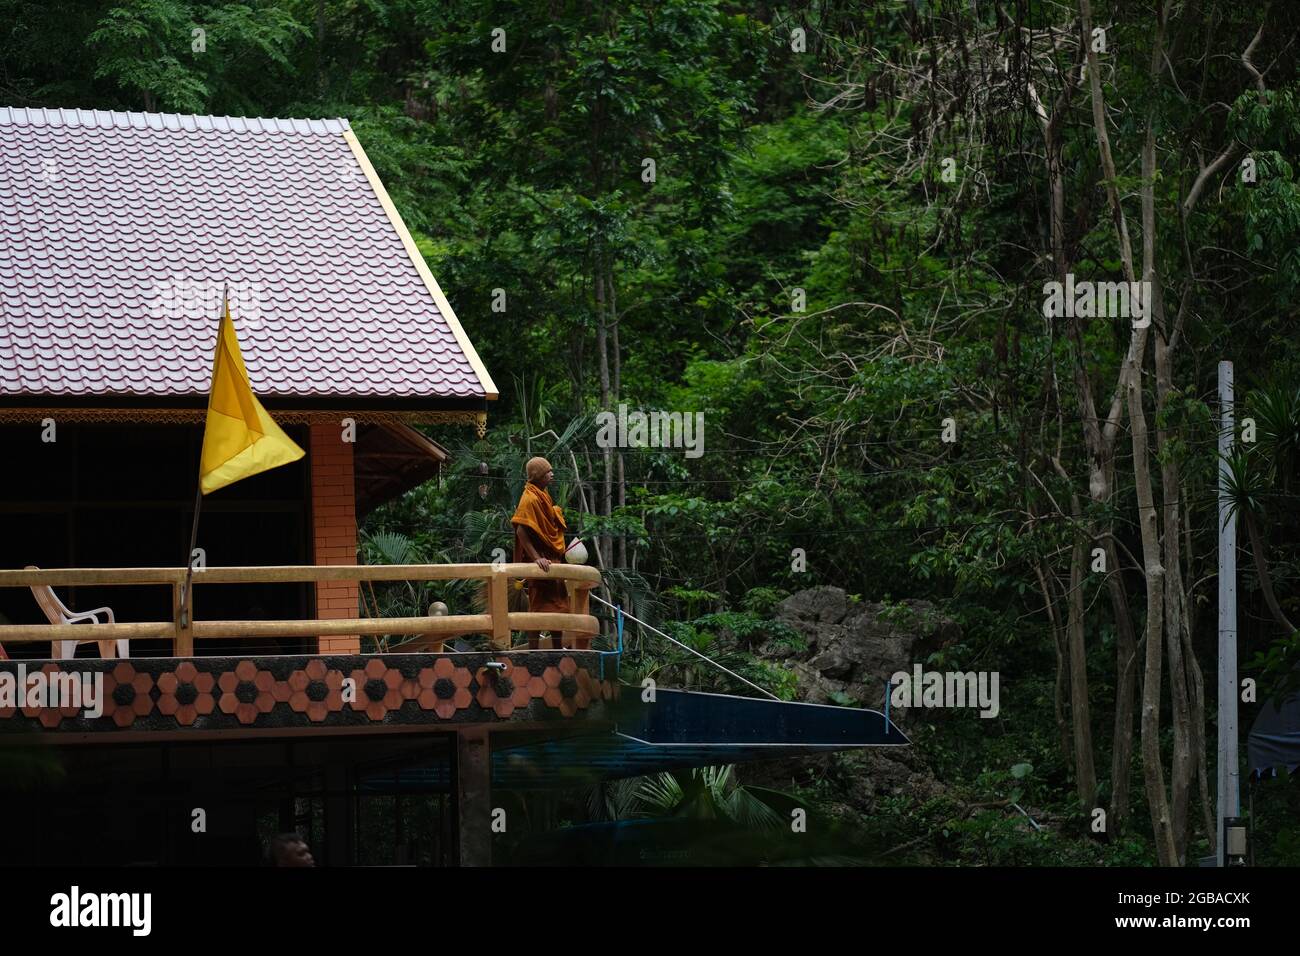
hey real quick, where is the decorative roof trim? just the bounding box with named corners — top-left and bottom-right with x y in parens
top-left (341, 128), bottom-right (499, 401)
top-left (0, 407), bottom-right (487, 435)
top-left (373, 422), bottom-right (451, 462)
top-left (0, 106), bottom-right (350, 135)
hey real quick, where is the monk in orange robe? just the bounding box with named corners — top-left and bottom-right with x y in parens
top-left (511, 457), bottom-right (569, 649)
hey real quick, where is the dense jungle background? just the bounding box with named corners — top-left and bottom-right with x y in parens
top-left (4, 0), bottom-right (1299, 865)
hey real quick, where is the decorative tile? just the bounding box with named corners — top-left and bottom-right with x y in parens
top-left (475, 658), bottom-right (533, 718)
top-left (0, 652), bottom-right (609, 732)
top-left (305, 659), bottom-right (328, 682)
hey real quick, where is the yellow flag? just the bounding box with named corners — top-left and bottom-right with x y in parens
top-left (199, 301), bottom-right (305, 494)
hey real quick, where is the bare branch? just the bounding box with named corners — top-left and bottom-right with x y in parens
top-left (1242, 18), bottom-right (1268, 96)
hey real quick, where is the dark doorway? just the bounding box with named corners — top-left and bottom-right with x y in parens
top-left (0, 422), bottom-right (312, 658)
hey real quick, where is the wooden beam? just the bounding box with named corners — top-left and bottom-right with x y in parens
top-left (0, 622), bottom-right (174, 642)
top-left (562, 581), bottom-right (596, 651)
top-left (0, 563), bottom-right (602, 588)
top-left (0, 613), bottom-right (600, 644)
top-left (488, 573), bottom-right (510, 651)
top-left (191, 615), bottom-right (493, 640)
top-left (508, 612), bottom-right (599, 635)
top-left (0, 568), bottom-right (186, 587)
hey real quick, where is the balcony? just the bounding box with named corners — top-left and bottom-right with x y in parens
top-left (0, 563), bottom-right (613, 739)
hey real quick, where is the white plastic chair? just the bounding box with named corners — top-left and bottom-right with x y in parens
top-left (26, 565), bottom-right (129, 660)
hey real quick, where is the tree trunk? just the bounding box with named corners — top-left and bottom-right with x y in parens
top-left (1104, 532), bottom-right (1139, 833)
top-left (1156, 331), bottom-right (1194, 864)
top-left (1243, 507), bottom-right (1298, 635)
top-left (1032, 33), bottom-right (1134, 828)
top-left (1132, 124), bottom-right (1178, 869)
top-left (316, 0), bottom-right (327, 96)
top-left (1034, 561), bottom-right (1074, 765)
top-left (595, 262), bottom-right (612, 565)
top-left (610, 267), bottom-right (626, 567)
top-left (1183, 487), bottom-right (1216, 855)
top-left (1067, 527), bottom-right (1098, 808)
top-left (1080, 0), bottom-right (1177, 864)
top-left (1130, 360), bottom-right (1177, 866)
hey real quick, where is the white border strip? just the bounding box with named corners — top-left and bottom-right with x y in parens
top-left (614, 732), bottom-right (910, 749)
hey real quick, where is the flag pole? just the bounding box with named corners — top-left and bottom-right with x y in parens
top-left (181, 284), bottom-right (227, 631)
top-left (181, 486), bottom-right (202, 629)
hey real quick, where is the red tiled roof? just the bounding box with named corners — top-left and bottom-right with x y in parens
top-left (0, 107), bottom-right (494, 402)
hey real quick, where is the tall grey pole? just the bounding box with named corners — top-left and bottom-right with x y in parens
top-left (1217, 360), bottom-right (1238, 866)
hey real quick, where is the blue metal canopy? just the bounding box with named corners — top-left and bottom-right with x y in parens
top-left (614, 687), bottom-right (907, 747)
top-left (359, 688), bottom-right (908, 791)
top-left (1248, 690), bottom-right (1300, 778)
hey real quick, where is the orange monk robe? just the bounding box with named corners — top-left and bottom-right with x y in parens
top-left (510, 482), bottom-right (569, 613)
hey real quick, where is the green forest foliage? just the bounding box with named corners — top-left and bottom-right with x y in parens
top-left (5, 0), bottom-right (1300, 865)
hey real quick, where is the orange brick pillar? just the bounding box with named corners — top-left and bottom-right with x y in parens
top-left (310, 422), bottom-right (361, 655)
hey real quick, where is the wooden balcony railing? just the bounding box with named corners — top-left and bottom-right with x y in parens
top-left (0, 563), bottom-right (602, 657)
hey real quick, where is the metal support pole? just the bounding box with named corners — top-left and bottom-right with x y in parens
top-left (455, 727), bottom-right (492, 866)
top-left (1217, 360), bottom-right (1238, 867)
top-left (324, 763), bottom-right (352, 866)
top-left (181, 284), bottom-right (226, 629)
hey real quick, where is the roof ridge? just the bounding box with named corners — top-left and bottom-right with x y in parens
top-left (0, 106), bottom-right (351, 134)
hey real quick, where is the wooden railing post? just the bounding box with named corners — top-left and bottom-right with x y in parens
top-left (488, 572), bottom-right (510, 651)
top-left (562, 581), bottom-right (595, 650)
top-left (172, 580), bottom-right (194, 657)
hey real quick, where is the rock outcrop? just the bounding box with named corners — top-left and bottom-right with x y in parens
top-left (765, 586), bottom-right (958, 713)
top-left (739, 587), bottom-right (957, 813)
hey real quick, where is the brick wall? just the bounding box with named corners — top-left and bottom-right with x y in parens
top-left (310, 422), bottom-right (360, 654)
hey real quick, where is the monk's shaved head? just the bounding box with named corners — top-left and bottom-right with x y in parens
top-left (526, 457), bottom-right (553, 482)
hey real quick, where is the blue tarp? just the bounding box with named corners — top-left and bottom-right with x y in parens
top-left (615, 687), bottom-right (908, 748)
top-left (1248, 691), bottom-right (1300, 778)
top-left (359, 687), bottom-right (909, 791)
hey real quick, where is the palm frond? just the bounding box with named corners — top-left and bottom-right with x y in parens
top-left (597, 567), bottom-right (666, 654)
top-left (1250, 383), bottom-right (1300, 488)
top-left (725, 786), bottom-right (787, 832)
top-left (1220, 448), bottom-right (1269, 526)
top-left (361, 529), bottom-right (421, 566)
top-left (623, 765), bottom-right (800, 832)
top-left (461, 509), bottom-right (510, 559)
top-left (633, 772), bottom-right (684, 815)
top-left (584, 778), bottom-right (641, 821)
